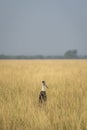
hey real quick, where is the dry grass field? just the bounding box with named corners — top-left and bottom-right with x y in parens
top-left (0, 60), bottom-right (87, 130)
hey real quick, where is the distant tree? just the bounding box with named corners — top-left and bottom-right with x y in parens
top-left (64, 49), bottom-right (78, 58)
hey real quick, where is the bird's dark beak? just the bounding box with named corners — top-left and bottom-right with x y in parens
top-left (46, 85), bottom-right (48, 88)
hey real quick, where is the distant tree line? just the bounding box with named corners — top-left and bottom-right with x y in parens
top-left (0, 50), bottom-right (87, 59)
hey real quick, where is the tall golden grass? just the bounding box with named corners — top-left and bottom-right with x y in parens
top-left (0, 60), bottom-right (87, 130)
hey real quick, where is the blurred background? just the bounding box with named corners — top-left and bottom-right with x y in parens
top-left (0, 0), bottom-right (87, 57)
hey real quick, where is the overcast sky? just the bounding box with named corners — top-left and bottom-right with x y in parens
top-left (0, 0), bottom-right (87, 55)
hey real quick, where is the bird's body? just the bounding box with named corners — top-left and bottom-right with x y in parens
top-left (39, 81), bottom-right (48, 104)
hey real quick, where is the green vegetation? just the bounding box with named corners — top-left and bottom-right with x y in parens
top-left (0, 50), bottom-right (87, 59)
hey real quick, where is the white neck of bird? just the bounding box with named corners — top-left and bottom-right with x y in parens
top-left (41, 84), bottom-right (46, 91)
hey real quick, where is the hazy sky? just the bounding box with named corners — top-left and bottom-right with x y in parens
top-left (0, 0), bottom-right (87, 55)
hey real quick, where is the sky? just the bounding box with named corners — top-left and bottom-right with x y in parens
top-left (0, 0), bottom-right (87, 55)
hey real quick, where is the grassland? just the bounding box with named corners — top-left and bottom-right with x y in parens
top-left (0, 60), bottom-right (87, 130)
